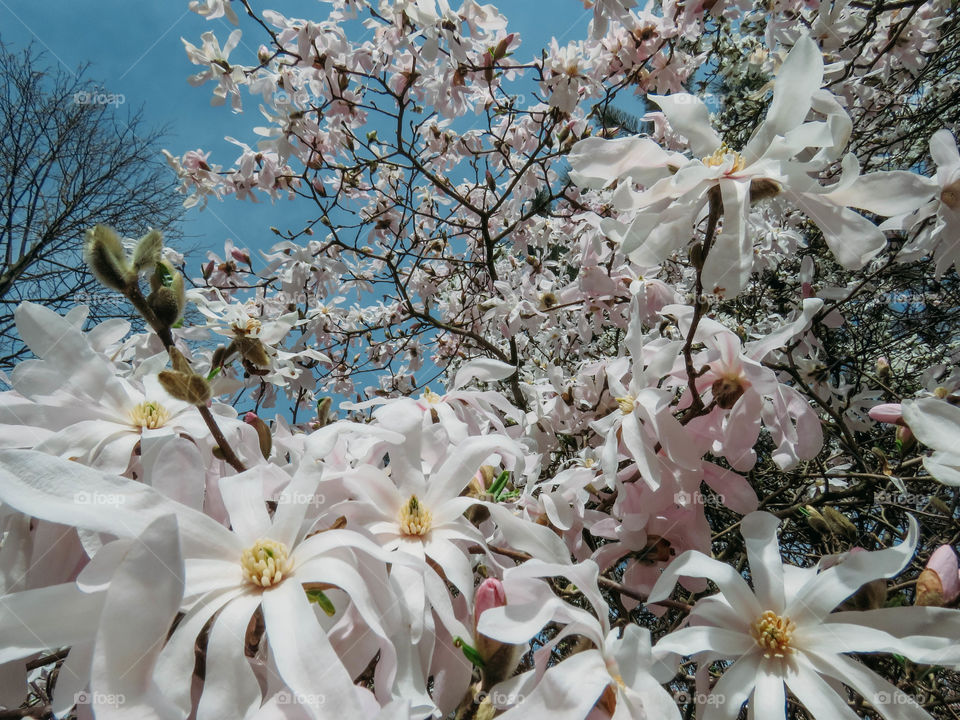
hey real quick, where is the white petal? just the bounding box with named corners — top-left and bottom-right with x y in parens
top-left (261, 580), bottom-right (365, 718)
top-left (196, 593), bottom-right (263, 720)
top-left (90, 515), bottom-right (184, 720)
top-left (741, 512), bottom-right (785, 612)
top-left (648, 94), bottom-right (722, 158)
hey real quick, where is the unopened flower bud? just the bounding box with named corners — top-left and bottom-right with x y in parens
top-left (158, 370), bottom-right (211, 406)
top-left (822, 506), bottom-right (858, 543)
top-left (244, 412), bottom-right (273, 460)
top-left (147, 286), bottom-right (182, 327)
top-left (132, 229), bottom-right (164, 271)
top-left (917, 545), bottom-right (960, 606)
top-left (876, 356), bottom-right (891, 380)
top-left (895, 425), bottom-right (915, 453)
top-left (868, 403), bottom-right (903, 425)
top-left (492, 33), bottom-right (514, 60)
top-left (83, 225), bottom-right (133, 292)
top-left (473, 578), bottom-right (519, 690)
top-left (231, 247), bottom-right (251, 265)
top-left (236, 336), bottom-right (271, 368)
top-left (202, 259), bottom-right (215, 279)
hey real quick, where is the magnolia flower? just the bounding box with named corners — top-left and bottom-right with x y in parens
top-left (647, 511), bottom-right (960, 719)
top-left (182, 29), bottom-right (246, 110)
top-left (0, 449), bottom-right (403, 719)
top-left (0, 302), bottom-right (241, 475)
top-left (569, 35), bottom-right (931, 295)
top-left (333, 400), bottom-right (569, 643)
top-left (901, 396), bottom-right (960, 486)
top-left (476, 560), bottom-right (680, 720)
top-left (0, 515), bottom-right (184, 719)
top-left (917, 545), bottom-right (960, 607)
top-left (880, 129), bottom-right (960, 276)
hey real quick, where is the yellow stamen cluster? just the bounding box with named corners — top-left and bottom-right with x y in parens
top-left (615, 395), bottom-right (636, 415)
top-left (241, 539), bottom-right (293, 588)
top-left (129, 401), bottom-right (171, 430)
top-left (703, 145), bottom-right (746, 173)
top-left (422, 387), bottom-right (441, 405)
top-left (399, 495), bottom-right (432, 537)
top-left (751, 610), bottom-right (796, 658)
top-left (232, 317), bottom-right (262, 337)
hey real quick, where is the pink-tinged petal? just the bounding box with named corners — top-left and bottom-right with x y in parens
top-left (648, 94), bottom-right (722, 158)
top-left (195, 593), bottom-right (263, 720)
top-left (721, 390), bottom-right (762, 471)
top-left (90, 515), bottom-right (185, 720)
top-left (744, 299), bottom-right (822, 360)
top-left (261, 579), bottom-right (366, 719)
top-left (620, 412), bottom-right (661, 489)
top-left (868, 403), bottom-right (903, 424)
top-left (703, 464), bottom-right (758, 514)
top-left (426, 435), bottom-right (516, 507)
top-left (140, 433), bottom-right (205, 510)
top-left (741, 512), bottom-right (785, 612)
top-left (12, 302), bottom-right (133, 411)
top-left (827, 606), bottom-right (960, 665)
top-left (423, 537), bottom-right (474, 599)
top-left (475, 578), bottom-right (507, 620)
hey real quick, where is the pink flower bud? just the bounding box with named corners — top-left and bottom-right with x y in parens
top-left (917, 545), bottom-right (960, 606)
top-left (474, 578), bottom-right (507, 622)
top-left (244, 412), bottom-right (259, 425)
top-left (231, 248), bottom-right (251, 265)
top-left (868, 403), bottom-right (903, 425)
top-left (202, 259), bottom-right (215, 279)
top-left (801, 281), bottom-right (814, 299)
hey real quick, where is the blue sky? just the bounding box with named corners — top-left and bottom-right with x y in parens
top-left (0, 0), bottom-right (592, 268)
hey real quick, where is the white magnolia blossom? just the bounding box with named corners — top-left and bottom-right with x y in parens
top-left (647, 511), bottom-right (960, 719)
top-left (569, 34), bottom-right (932, 295)
top-left (901, 396), bottom-right (960, 486)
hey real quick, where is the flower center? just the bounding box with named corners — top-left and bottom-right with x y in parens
top-left (422, 387), bottom-right (441, 405)
top-left (615, 395), bottom-right (636, 415)
top-left (399, 495), bottom-right (432, 537)
top-left (703, 145), bottom-right (746, 173)
top-left (129, 401), bottom-right (171, 430)
top-left (232, 317), bottom-right (262, 337)
top-left (751, 610), bottom-right (796, 657)
top-left (241, 539), bottom-right (293, 588)
top-left (711, 373), bottom-right (747, 410)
